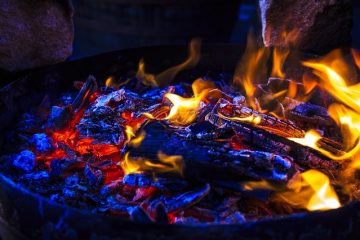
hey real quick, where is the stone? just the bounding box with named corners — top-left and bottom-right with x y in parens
top-left (258, 0), bottom-right (352, 53)
top-left (0, 0), bottom-right (74, 72)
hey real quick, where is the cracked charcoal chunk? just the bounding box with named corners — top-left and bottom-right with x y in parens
top-left (47, 105), bottom-right (72, 131)
top-left (123, 173), bottom-right (153, 188)
top-left (77, 106), bottom-right (124, 144)
top-left (84, 165), bottom-right (104, 188)
top-left (130, 207), bottom-right (153, 223)
top-left (20, 171), bottom-right (50, 182)
top-left (32, 133), bottom-right (53, 153)
top-left (13, 150), bottom-right (36, 172)
top-left (93, 89), bottom-right (125, 108)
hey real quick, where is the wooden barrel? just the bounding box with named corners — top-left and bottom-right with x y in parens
top-left (72, 0), bottom-right (240, 57)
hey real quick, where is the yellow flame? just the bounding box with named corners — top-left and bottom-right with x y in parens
top-left (136, 59), bottom-right (158, 87)
top-left (233, 32), bottom-right (270, 109)
top-left (125, 125), bottom-right (135, 141)
top-left (302, 73), bottom-right (318, 95)
top-left (105, 76), bottom-right (130, 89)
top-left (145, 78), bottom-right (215, 126)
top-left (136, 39), bottom-right (201, 87)
top-left (276, 170), bottom-right (341, 211)
top-left (271, 48), bottom-right (289, 79)
top-left (288, 130), bottom-right (322, 149)
top-left (121, 151), bottom-right (183, 176)
top-left (128, 131), bottom-right (146, 148)
top-left (219, 113), bottom-right (262, 125)
top-left (297, 50), bottom-right (360, 164)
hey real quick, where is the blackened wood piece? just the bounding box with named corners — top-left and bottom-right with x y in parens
top-left (148, 184), bottom-right (211, 215)
top-left (214, 99), bottom-right (343, 156)
top-left (206, 102), bottom-right (341, 173)
top-left (128, 122), bottom-right (295, 182)
top-left (72, 75), bottom-right (98, 112)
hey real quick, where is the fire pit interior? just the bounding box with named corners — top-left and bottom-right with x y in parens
top-left (1, 37), bottom-right (360, 238)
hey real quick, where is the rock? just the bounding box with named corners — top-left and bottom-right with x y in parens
top-left (13, 150), bottom-right (35, 172)
top-left (0, 0), bottom-right (74, 72)
top-left (258, 0), bottom-right (352, 53)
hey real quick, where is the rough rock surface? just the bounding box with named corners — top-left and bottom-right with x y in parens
top-left (258, 0), bottom-right (352, 53)
top-left (0, 0), bottom-right (74, 72)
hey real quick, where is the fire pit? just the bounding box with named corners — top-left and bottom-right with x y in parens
top-left (0, 43), bottom-right (360, 239)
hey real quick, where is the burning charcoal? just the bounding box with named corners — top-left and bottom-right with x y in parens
top-left (59, 93), bottom-right (75, 106)
top-left (129, 206), bottom-right (153, 223)
top-left (115, 90), bottom-right (154, 116)
top-left (217, 150), bottom-right (293, 181)
top-left (50, 159), bottom-right (85, 178)
top-left (93, 89), bottom-right (125, 108)
top-left (213, 98), bottom-right (305, 138)
top-left (141, 88), bottom-right (163, 101)
top-left (20, 171), bottom-right (50, 182)
top-left (84, 165), bottom-right (103, 188)
top-left (151, 175), bottom-right (189, 192)
top-left (154, 184), bottom-right (210, 214)
top-left (71, 75), bottom-right (98, 112)
top-left (206, 99), bottom-right (341, 173)
top-left (32, 133), bottom-right (53, 153)
top-left (77, 110), bottom-right (123, 145)
top-left (65, 174), bottom-right (80, 186)
top-left (62, 187), bottom-right (78, 199)
top-left (174, 215), bottom-right (201, 225)
top-left (46, 105), bottom-right (72, 131)
top-left (287, 102), bottom-right (341, 139)
top-left (130, 122), bottom-right (295, 182)
top-left (219, 211), bottom-right (246, 224)
top-left (13, 150), bottom-right (35, 172)
top-left (123, 173), bottom-right (153, 188)
top-left (154, 202), bottom-right (170, 224)
top-left (100, 180), bottom-right (123, 196)
top-left (46, 76), bottom-right (97, 131)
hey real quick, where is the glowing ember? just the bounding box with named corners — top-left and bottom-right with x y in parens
top-left (121, 151), bottom-right (183, 176)
top-left (3, 37), bottom-right (360, 226)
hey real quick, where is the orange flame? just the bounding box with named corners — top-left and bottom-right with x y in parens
top-left (271, 48), bottom-right (289, 79)
top-left (243, 170), bottom-right (341, 211)
top-left (219, 113), bottom-right (262, 125)
top-left (295, 50), bottom-right (360, 165)
top-left (233, 32), bottom-right (270, 109)
top-left (121, 151), bottom-right (183, 176)
top-left (288, 130), bottom-right (322, 150)
top-left (302, 73), bottom-right (318, 95)
top-left (105, 76), bottom-right (130, 89)
top-left (276, 170), bottom-right (341, 211)
top-left (145, 78), bottom-right (215, 126)
top-left (136, 39), bottom-right (201, 87)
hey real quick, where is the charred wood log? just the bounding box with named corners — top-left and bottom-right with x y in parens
top-left (206, 99), bottom-right (341, 174)
top-left (148, 184), bottom-right (211, 215)
top-left (128, 122), bottom-right (296, 182)
top-left (47, 75), bottom-right (98, 131)
top-left (72, 75), bottom-right (98, 112)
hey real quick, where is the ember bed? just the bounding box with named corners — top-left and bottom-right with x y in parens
top-left (0, 44), bottom-right (359, 240)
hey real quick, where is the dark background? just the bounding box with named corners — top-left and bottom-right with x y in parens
top-left (71, 0), bottom-right (360, 60)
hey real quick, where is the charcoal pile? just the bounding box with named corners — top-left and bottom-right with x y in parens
top-left (1, 44), bottom-right (360, 225)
